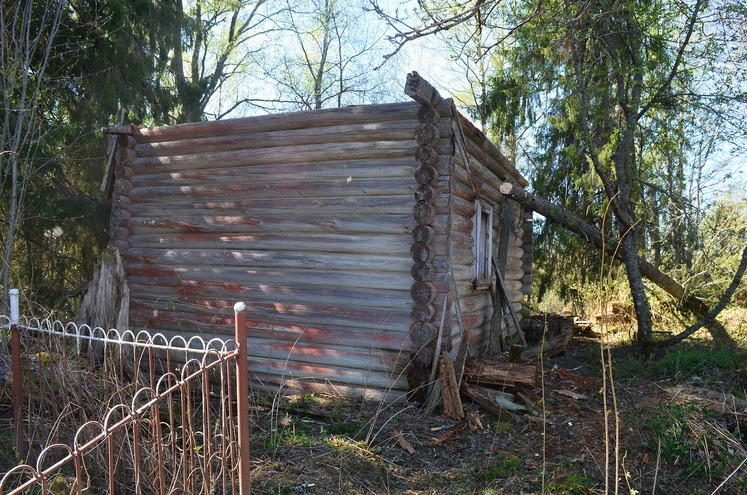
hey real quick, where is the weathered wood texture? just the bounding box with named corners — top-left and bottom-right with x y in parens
top-left (108, 87), bottom-right (532, 398)
top-left (447, 126), bottom-right (529, 357)
top-left (116, 103), bottom-right (424, 397)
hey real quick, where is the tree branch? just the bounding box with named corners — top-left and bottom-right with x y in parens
top-left (655, 246), bottom-right (747, 347)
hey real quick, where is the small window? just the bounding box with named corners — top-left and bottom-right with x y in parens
top-left (473, 201), bottom-right (493, 282)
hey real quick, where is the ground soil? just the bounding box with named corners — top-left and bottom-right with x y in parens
top-left (247, 334), bottom-right (747, 495)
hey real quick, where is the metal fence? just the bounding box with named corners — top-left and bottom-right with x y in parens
top-left (0, 289), bottom-right (251, 495)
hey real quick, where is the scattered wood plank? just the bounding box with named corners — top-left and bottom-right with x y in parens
top-left (439, 352), bottom-right (464, 420)
top-left (460, 382), bottom-right (519, 420)
top-left (463, 359), bottom-right (537, 388)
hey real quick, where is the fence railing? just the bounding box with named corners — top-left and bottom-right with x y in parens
top-left (0, 290), bottom-right (251, 495)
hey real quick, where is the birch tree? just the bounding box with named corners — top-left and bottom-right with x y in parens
top-left (1, 0), bottom-right (65, 320)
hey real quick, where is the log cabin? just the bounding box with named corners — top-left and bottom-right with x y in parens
top-left (102, 73), bottom-right (533, 398)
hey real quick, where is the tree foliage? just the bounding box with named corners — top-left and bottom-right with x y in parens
top-left (375, 0), bottom-right (747, 342)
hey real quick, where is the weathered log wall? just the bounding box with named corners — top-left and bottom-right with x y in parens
top-left (111, 102), bottom-right (433, 397)
top-left (106, 79), bottom-right (532, 398)
top-left (449, 114), bottom-right (529, 356)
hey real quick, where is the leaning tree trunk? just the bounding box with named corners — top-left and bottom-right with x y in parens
top-left (498, 181), bottom-right (741, 346)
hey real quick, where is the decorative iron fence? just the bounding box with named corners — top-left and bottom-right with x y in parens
top-left (0, 290), bottom-right (251, 495)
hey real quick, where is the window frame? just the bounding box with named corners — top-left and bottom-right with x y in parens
top-left (472, 200), bottom-right (494, 287)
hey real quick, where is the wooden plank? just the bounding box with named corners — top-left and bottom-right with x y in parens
top-left (439, 352), bottom-right (464, 420)
top-left (134, 102), bottom-right (421, 143)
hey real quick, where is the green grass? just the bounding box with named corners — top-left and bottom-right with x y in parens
top-left (652, 348), bottom-right (734, 378)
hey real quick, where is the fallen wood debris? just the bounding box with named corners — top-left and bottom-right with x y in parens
top-left (460, 381), bottom-right (520, 420)
top-left (463, 359), bottom-right (537, 388)
top-left (516, 391), bottom-right (540, 416)
top-left (555, 389), bottom-right (589, 401)
top-left (665, 385), bottom-right (747, 416)
top-left (439, 352), bottom-right (464, 420)
top-left (464, 408), bottom-right (484, 431)
top-left (429, 424), bottom-right (464, 445)
top-left (520, 330), bottom-right (573, 361)
top-left (394, 431), bottom-right (416, 454)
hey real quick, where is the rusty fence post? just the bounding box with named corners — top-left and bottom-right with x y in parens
top-left (10, 288), bottom-right (23, 459)
top-left (234, 302), bottom-right (251, 495)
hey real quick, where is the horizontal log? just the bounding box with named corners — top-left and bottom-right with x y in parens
top-left (463, 359), bottom-right (537, 388)
top-left (415, 165), bottom-right (439, 186)
top-left (125, 232), bottom-right (410, 255)
top-left (126, 214), bottom-right (415, 236)
top-left (126, 265), bottom-right (413, 294)
top-left (244, 356), bottom-right (406, 392)
top-left (411, 261), bottom-right (436, 282)
top-left (409, 321), bottom-right (436, 346)
top-left (135, 120), bottom-right (424, 157)
top-left (504, 267), bottom-right (526, 281)
top-left (415, 145), bottom-right (439, 166)
top-left (406, 72), bottom-right (442, 108)
top-left (414, 184), bottom-right (436, 202)
top-left (134, 326), bottom-right (408, 375)
top-left (410, 242), bottom-right (436, 263)
top-left (411, 225), bottom-right (436, 243)
top-left (129, 302), bottom-right (411, 349)
top-left (128, 177), bottom-right (418, 202)
top-left (126, 246), bottom-right (412, 272)
top-left (132, 140), bottom-right (419, 173)
top-left (127, 198), bottom-right (413, 223)
top-left (128, 290), bottom-right (411, 331)
top-left (417, 105), bottom-right (438, 123)
top-left (134, 102), bottom-right (421, 143)
top-left (451, 195), bottom-right (477, 218)
top-left (247, 376), bottom-right (407, 401)
top-left (130, 158), bottom-right (419, 187)
top-left (452, 149), bottom-right (507, 205)
top-left (239, 339), bottom-right (402, 373)
top-left (127, 281), bottom-right (410, 318)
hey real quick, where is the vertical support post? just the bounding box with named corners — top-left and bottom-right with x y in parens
top-left (10, 288), bottom-right (23, 459)
top-left (234, 302), bottom-right (251, 495)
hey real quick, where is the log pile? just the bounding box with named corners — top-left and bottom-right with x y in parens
top-left (433, 313), bottom-right (576, 420)
top-left (433, 352), bottom-right (539, 420)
